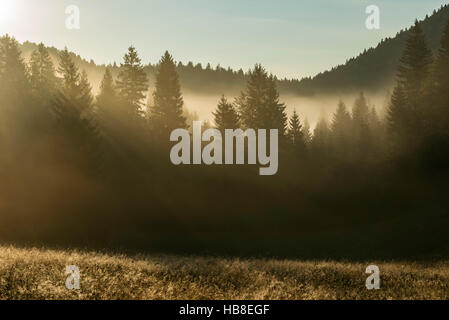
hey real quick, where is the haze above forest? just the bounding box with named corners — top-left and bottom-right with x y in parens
top-left (11, 4), bottom-right (449, 126)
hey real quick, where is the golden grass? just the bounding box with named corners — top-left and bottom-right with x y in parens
top-left (0, 246), bottom-right (448, 300)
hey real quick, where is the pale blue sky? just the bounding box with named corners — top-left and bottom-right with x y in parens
top-left (0, 0), bottom-right (447, 78)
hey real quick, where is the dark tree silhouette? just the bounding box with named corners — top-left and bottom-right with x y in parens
top-left (213, 95), bottom-right (240, 132)
top-left (388, 21), bottom-right (433, 153)
top-left (116, 46), bottom-right (149, 117)
top-left (30, 43), bottom-right (57, 98)
top-left (311, 117), bottom-right (331, 158)
top-left (287, 110), bottom-right (305, 153)
top-left (149, 51), bottom-right (187, 139)
top-left (53, 48), bottom-right (100, 169)
top-left (0, 35), bottom-right (32, 139)
top-left (331, 100), bottom-right (352, 160)
top-left (238, 64), bottom-right (287, 135)
top-left (96, 68), bottom-right (116, 111)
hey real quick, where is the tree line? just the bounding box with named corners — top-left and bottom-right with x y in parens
top-left (1, 18), bottom-right (449, 176)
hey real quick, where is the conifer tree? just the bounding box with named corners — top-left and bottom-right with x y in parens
top-left (387, 85), bottom-right (408, 141)
top-left (352, 92), bottom-right (370, 127)
top-left (0, 35), bottom-right (31, 136)
top-left (302, 118), bottom-right (312, 146)
top-left (238, 64), bottom-right (287, 135)
top-left (264, 74), bottom-right (287, 135)
top-left (331, 100), bottom-right (352, 159)
top-left (238, 64), bottom-right (267, 129)
top-left (57, 48), bottom-right (81, 99)
top-left (149, 51), bottom-right (187, 138)
top-left (332, 101), bottom-right (352, 134)
top-left (29, 43), bottom-right (57, 98)
top-left (116, 46), bottom-right (148, 116)
top-left (95, 68), bottom-right (119, 140)
top-left (287, 110), bottom-right (304, 146)
top-left (213, 95), bottom-right (239, 132)
top-left (53, 48), bottom-right (100, 169)
top-left (388, 21), bottom-right (433, 151)
top-left (78, 70), bottom-right (94, 111)
top-left (311, 117), bottom-right (331, 157)
top-left (96, 68), bottom-right (116, 111)
top-left (397, 21), bottom-right (433, 103)
top-left (431, 18), bottom-right (449, 133)
top-left (0, 35), bottom-right (31, 106)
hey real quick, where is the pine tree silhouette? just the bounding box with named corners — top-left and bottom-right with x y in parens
top-left (30, 43), bottom-right (57, 98)
top-left (53, 48), bottom-right (101, 171)
top-left (287, 110), bottom-right (304, 146)
top-left (0, 35), bottom-right (32, 136)
top-left (96, 68), bottom-right (116, 111)
top-left (238, 64), bottom-right (287, 135)
top-left (431, 18), bottom-right (449, 133)
top-left (388, 21), bottom-right (433, 152)
top-left (213, 95), bottom-right (240, 132)
top-left (116, 46), bottom-right (149, 117)
top-left (331, 100), bottom-right (352, 160)
top-left (149, 51), bottom-right (187, 139)
top-left (302, 118), bottom-right (312, 146)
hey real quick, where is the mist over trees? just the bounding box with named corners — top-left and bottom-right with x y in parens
top-left (1, 12), bottom-right (449, 258)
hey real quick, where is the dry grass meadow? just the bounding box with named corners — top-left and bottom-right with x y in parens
top-left (0, 246), bottom-right (448, 300)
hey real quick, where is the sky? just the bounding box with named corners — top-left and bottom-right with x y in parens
top-left (0, 0), bottom-right (447, 79)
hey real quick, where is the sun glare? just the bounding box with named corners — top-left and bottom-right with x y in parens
top-left (0, 0), bottom-right (14, 23)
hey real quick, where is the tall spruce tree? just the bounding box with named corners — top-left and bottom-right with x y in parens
top-left (0, 35), bottom-right (31, 138)
top-left (388, 21), bottom-right (433, 152)
top-left (53, 48), bottom-right (100, 169)
top-left (432, 18), bottom-right (449, 133)
top-left (352, 92), bottom-right (370, 128)
top-left (302, 118), bottom-right (312, 146)
top-left (30, 43), bottom-right (57, 98)
top-left (96, 68), bottom-right (116, 111)
top-left (352, 92), bottom-right (373, 158)
top-left (57, 48), bottom-right (80, 98)
top-left (287, 110), bottom-right (304, 145)
top-left (264, 74), bottom-right (287, 135)
top-left (213, 95), bottom-right (239, 132)
top-left (28, 43), bottom-right (58, 130)
top-left (331, 100), bottom-right (352, 159)
top-left (116, 46), bottom-right (148, 117)
top-left (0, 35), bottom-right (31, 108)
top-left (78, 70), bottom-right (94, 110)
top-left (238, 64), bottom-right (287, 136)
top-left (397, 21), bottom-right (433, 103)
top-left (238, 64), bottom-right (266, 129)
top-left (387, 85), bottom-right (408, 140)
top-left (149, 51), bottom-right (187, 138)
top-left (311, 117), bottom-right (331, 157)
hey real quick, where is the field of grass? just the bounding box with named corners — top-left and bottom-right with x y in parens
top-left (0, 246), bottom-right (448, 300)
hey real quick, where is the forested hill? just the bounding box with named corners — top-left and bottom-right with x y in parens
top-left (298, 4), bottom-right (449, 95)
top-left (17, 4), bottom-right (449, 97)
top-left (18, 41), bottom-right (304, 97)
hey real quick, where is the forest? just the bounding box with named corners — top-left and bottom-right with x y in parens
top-left (1, 15), bottom-right (449, 260)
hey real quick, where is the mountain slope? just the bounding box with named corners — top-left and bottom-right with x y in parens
top-left (297, 4), bottom-right (449, 95)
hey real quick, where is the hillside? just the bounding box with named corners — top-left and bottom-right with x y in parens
top-left (16, 5), bottom-right (449, 98)
top-left (298, 4), bottom-right (449, 95)
top-left (1, 246), bottom-right (448, 299)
